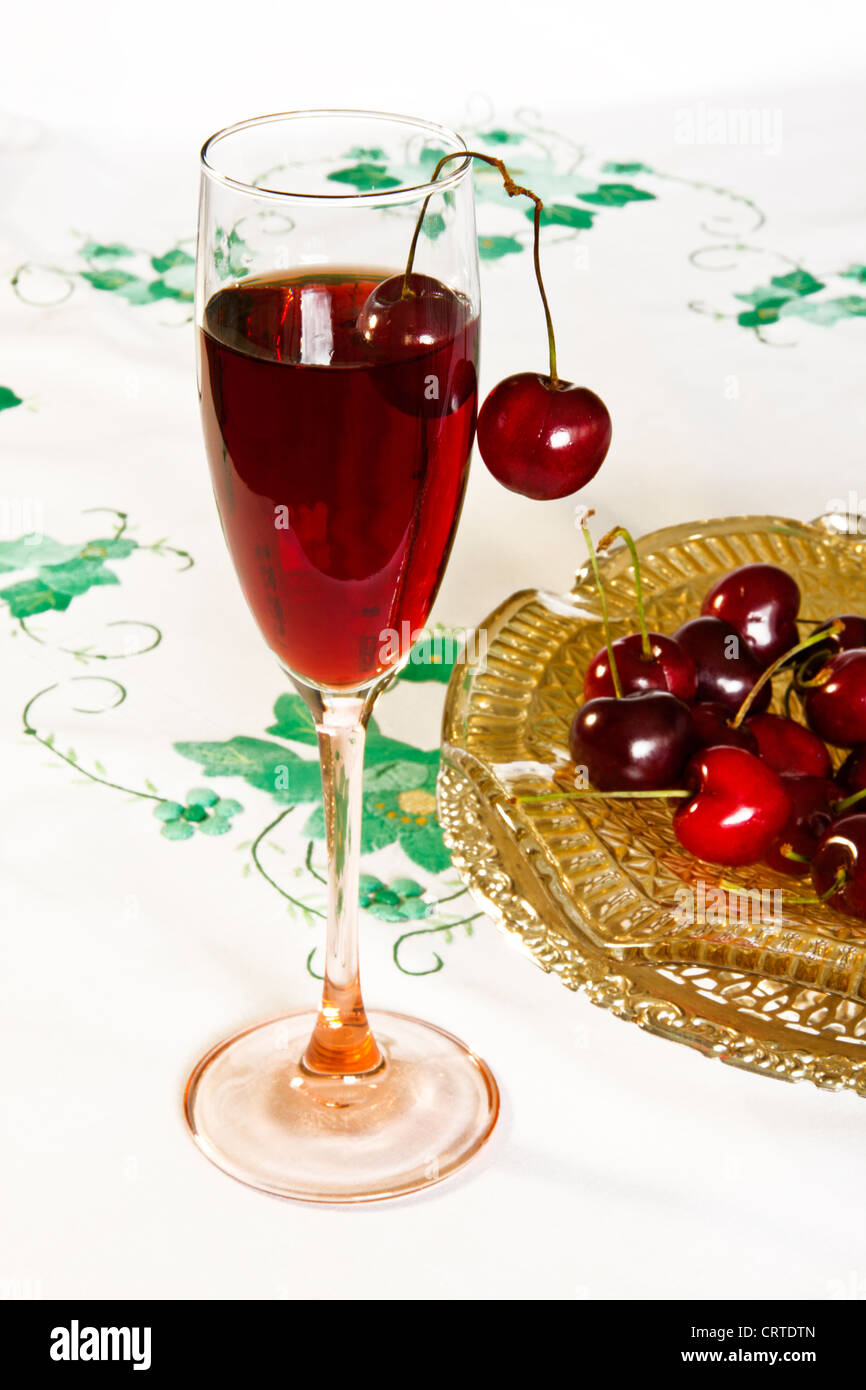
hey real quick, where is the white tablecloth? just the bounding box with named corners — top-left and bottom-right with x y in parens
top-left (3, 71), bottom-right (866, 1300)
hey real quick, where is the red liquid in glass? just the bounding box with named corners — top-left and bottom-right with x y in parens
top-left (199, 270), bottom-right (478, 688)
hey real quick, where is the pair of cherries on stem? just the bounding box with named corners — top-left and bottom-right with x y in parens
top-left (357, 151), bottom-right (611, 501)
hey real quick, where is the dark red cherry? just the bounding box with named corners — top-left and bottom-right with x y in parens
top-left (357, 273), bottom-right (475, 417)
top-left (814, 614), bottom-right (866, 655)
top-left (764, 775), bottom-right (839, 877)
top-left (745, 712), bottom-right (832, 779)
top-left (837, 744), bottom-right (866, 796)
top-left (701, 563), bottom-right (800, 668)
top-left (673, 747), bottom-right (791, 867)
top-left (673, 616), bottom-right (772, 715)
top-left (582, 632), bottom-right (697, 703)
top-left (691, 701), bottom-right (758, 753)
top-left (804, 649), bottom-right (866, 747)
top-left (569, 690), bottom-right (695, 792)
top-left (811, 814), bottom-right (866, 919)
top-left (477, 373), bottom-right (611, 500)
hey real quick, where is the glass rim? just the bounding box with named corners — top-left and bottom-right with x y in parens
top-left (200, 109), bottom-right (471, 205)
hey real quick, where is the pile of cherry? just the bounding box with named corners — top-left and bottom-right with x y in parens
top-left (566, 556), bottom-right (866, 922)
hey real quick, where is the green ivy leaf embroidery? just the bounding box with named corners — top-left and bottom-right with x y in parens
top-left (79, 241), bottom-right (135, 261)
top-left (529, 204), bottom-right (595, 230)
top-left (423, 212), bottom-right (447, 241)
top-left (151, 248), bottom-right (195, 273)
top-left (0, 577), bottom-right (73, 617)
top-left (214, 227), bottom-right (250, 281)
top-left (418, 145), bottom-right (450, 167)
top-left (735, 285), bottom-right (794, 308)
top-left (737, 298), bottom-right (791, 327)
top-left (396, 817), bottom-right (452, 873)
top-left (0, 536), bottom-right (83, 572)
top-left (602, 161), bottom-right (650, 174)
top-left (579, 183), bottom-right (655, 207)
top-left (363, 760), bottom-right (431, 793)
top-left (266, 693), bottom-right (319, 746)
top-left (80, 269), bottom-right (139, 293)
top-left (770, 269), bottom-right (824, 297)
top-left (478, 129), bottom-right (523, 145)
top-left (174, 737), bottom-right (320, 804)
top-left (841, 264), bottom-right (866, 283)
top-left (478, 234), bottom-right (524, 261)
top-left (779, 295), bottom-right (866, 326)
top-left (398, 628), bottom-right (463, 683)
top-left (327, 163), bottom-right (401, 192)
top-left (80, 270), bottom-right (185, 306)
top-left (0, 386), bottom-right (23, 413)
top-left (37, 557), bottom-right (119, 597)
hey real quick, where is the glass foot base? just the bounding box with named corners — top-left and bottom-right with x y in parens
top-left (184, 1010), bottom-right (499, 1203)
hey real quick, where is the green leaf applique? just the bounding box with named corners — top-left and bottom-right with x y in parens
top-left (37, 557), bottom-right (119, 597)
top-left (79, 241), bottom-right (135, 262)
top-left (779, 295), bottom-right (866, 327)
top-left (578, 183), bottom-right (655, 207)
top-left (478, 129), bottom-right (524, 145)
top-left (528, 204), bottom-right (595, 230)
top-left (769, 270), bottom-right (824, 297)
top-left (423, 212), bottom-right (447, 241)
top-left (0, 577), bottom-right (73, 617)
top-left (398, 628), bottom-right (464, 683)
top-left (0, 535), bottom-right (85, 572)
top-left (602, 161), bottom-right (650, 174)
top-left (327, 163), bottom-right (401, 192)
top-left (478, 234), bottom-right (524, 260)
top-left (736, 298), bottom-right (791, 327)
top-left (151, 248), bottom-right (195, 273)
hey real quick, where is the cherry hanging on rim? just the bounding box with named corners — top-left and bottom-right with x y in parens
top-left (359, 150), bottom-right (612, 500)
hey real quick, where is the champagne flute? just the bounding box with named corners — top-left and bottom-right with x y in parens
top-left (185, 110), bottom-right (499, 1202)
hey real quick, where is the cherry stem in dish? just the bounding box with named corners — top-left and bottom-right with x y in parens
top-left (779, 843), bottom-right (811, 864)
top-left (835, 786), bottom-right (866, 815)
top-left (729, 621), bottom-right (844, 729)
top-left (598, 525), bottom-right (652, 660)
top-left (779, 866), bottom-right (847, 905)
top-left (577, 509), bottom-right (623, 698)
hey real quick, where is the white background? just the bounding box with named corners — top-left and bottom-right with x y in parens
top-left (4, 0), bottom-right (866, 141)
top-left (3, 0), bottom-right (866, 1304)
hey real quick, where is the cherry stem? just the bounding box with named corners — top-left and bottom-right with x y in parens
top-left (577, 509), bottom-right (622, 698)
top-left (780, 843), bottom-right (810, 864)
top-left (403, 150), bottom-right (560, 385)
top-left (794, 650), bottom-right (833, 690)
top-left (782, 866), bottom-right (847, 905)
top-left (835, 786), bottom-right (866, 815)
top-left (515, 789), bottom-right (691, 803)
top-left (599, 525), bottom-right (651, 660)
top-left (729, 621), bottom-right (844, 729)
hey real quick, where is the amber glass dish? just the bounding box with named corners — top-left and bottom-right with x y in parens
top-left (440, 514), bottom-right (866, 1094)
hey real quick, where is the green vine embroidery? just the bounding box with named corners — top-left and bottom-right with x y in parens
top-left (12, 238), bottom-right (196, 314)
top-left (1, 508), bottom-right (192, 661)
top-left (22, 679), bottom-right (239, 843)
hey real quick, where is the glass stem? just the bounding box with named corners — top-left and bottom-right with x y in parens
top-left (296, 687), bottom-right (382, 1076)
